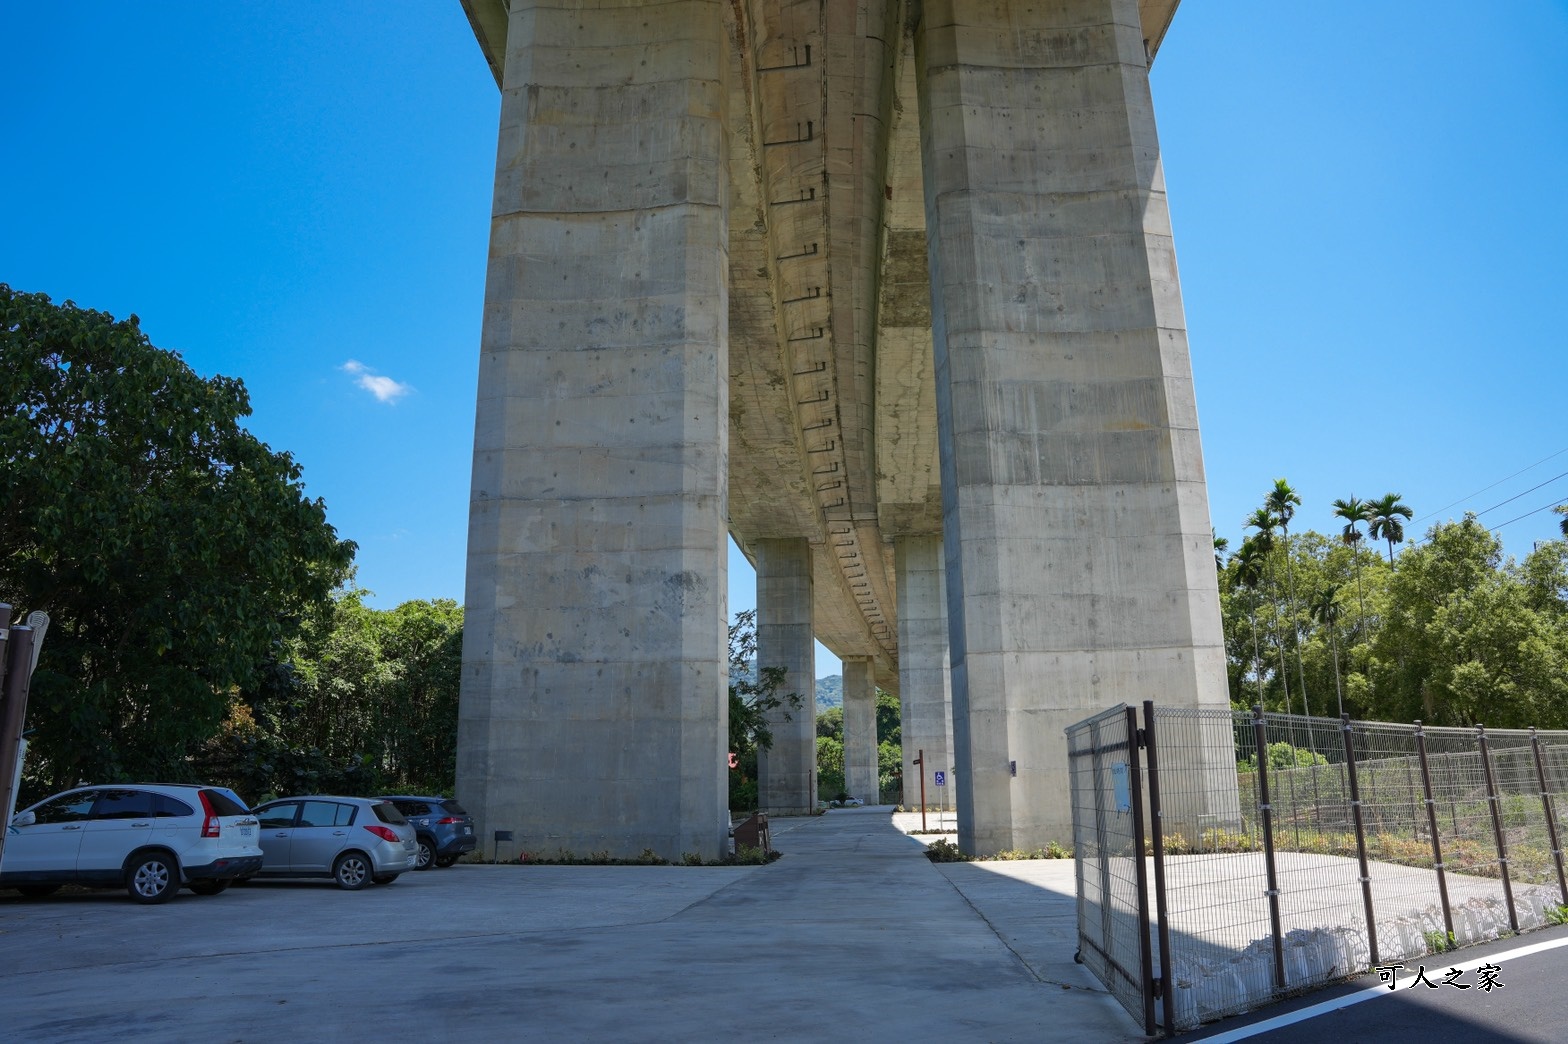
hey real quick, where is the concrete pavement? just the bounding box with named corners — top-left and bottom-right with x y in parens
top-left (0, 807), bottom-right (1142, 1042)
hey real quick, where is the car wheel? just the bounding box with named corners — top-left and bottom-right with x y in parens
top-left (17, 884), bottom-right (62, 899)
top-left (435, 855), bottom-right (458, 868)
top-left (371, 874), bottom-right (398, 885)
top-left (189, 879), bottom-right (230, 896)
top-left (333, 852), bottom-right (372, 890)
top-left (414, 839), bottom-right (436, 871)
top-left (125, 852), bottom-right (178, 904)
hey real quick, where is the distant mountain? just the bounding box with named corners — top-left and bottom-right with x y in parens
top-left (815, 674), bottom-right (842, 711)
top-left (734, 660), bottom-right (842, 712)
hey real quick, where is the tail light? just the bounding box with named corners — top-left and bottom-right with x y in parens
top-left (435, 817), bottom-right (462, 825)
top-left (198, 790), bottom-right (221, 838)
top-left (365, 825), bottom-right (401, 843)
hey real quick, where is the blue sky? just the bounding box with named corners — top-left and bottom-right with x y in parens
top-left (4, 2), bottom-right (1565, 681)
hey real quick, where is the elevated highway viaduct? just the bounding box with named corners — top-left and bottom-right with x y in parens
top-left (455, 0), bottom-right (1229, 859)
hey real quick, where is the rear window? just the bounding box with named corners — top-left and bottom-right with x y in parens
top-left (439, 800), bottom-right (468, 816)
top-left (372, 802), bottom-right (408, 825)
top-left (156, 794), bottom-right (195, 818)
top-left (201, 789), bottom-right (249, 817)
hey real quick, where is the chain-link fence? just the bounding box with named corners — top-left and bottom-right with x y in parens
top-left (1068, 703), bottom-right (1568, 1035)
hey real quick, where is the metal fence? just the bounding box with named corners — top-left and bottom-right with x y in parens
top-left (1067, 702), bottom-right (1568, 1035)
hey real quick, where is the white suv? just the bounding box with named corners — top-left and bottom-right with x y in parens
top-left (2, 784), bottom-right (262, 903)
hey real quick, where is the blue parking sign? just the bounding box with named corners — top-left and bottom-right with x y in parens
top-left (933, 770), bottom-right (946, 787)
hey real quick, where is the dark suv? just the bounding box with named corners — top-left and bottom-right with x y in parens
top-left (378, 796), bottom-right (476, 870)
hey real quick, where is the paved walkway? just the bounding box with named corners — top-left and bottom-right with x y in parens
top-left (0, 806), bottom-right (1142, 1042)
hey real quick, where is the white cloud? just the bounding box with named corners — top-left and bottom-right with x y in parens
top-left (341, 359), bottom-right (412, 404)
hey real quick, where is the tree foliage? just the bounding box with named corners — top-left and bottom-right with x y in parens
top-left (193, 591), bottom-right (463, 802)
top-left (726, 609), bottom-right (802, 809)
top-left (0, 286), bottom-right (354, 792)
top-left (1219, 483), bottom-right (1568, 731)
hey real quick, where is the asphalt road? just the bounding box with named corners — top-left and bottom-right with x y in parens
top-left (1179, 923), bottom-right (1568, 1043)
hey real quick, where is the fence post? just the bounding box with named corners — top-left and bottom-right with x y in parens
top-left (1142, 701), bottom-right (1174, 1037)
top-left (1475, 725), bottom-right (1518, 933)
top-left (1529, 727), bottom-right (1568, 905)
top-left (1414, 722), bottom-right (1455, 945)
top-left (1124, 705), bottom-right (1155, 1037)
top-left (1339, 714), bottom-right (1379, 966)
top-left (1252, 705), bottom-right (1287, 991)
top-left (1090, 717), bottom-right (1117, 983)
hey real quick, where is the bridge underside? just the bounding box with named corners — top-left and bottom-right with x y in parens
top-left (456, 0), bottom-right (1228, 859)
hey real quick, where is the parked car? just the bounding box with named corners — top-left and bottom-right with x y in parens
top-left (379, 795), bottom-right (477, 870)
top-left (2, 784), bottom-right (262, 904)
top-left (248, 796), bottom-right (416, 889)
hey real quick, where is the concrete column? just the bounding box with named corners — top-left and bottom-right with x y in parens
top-left (755, 539), bottom-right (816, 814)
top-left (915, 0), bottom-right (1230, 854)
top-left (456, 0), bottom-right (732, 862)
top-left (842, 656), bottom-right (879, 803)
top-left (896, 535), bottom-right (953, 818)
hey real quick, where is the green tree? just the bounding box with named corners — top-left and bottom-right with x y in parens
top-left (1332, 495), bottom-right (1374, 638)
top-left (194, 590), bottom-right (464, 802)
top-left (1309, 584), bottom-right (1346, 717)
top-left (1556, 503), bottom-right (1568, 537)
top-left (1244, 507), bottom-right (1293, 714)
top-left (1369, 516), bottom-right (1567, 727)
top-left (1368, 492), bottom-right (1414, 563)
top-left (725, 609), bottom-right (802, 809)
top-left (1264, 479), bottom-right (1311, 716)
top-left (0, 286), bottom-right (354, 792)
top-left (1229, 532), bottom-right (1266, 702)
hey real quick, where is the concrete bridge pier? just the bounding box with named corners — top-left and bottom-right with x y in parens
top-left (896, 535), bottom-right (953, 815)
top-left (915, 0), bottom-right (1229, 854)
top-left (455, 0), bottom-right (734, 862)
top-left (755, 538), bottom-right (817, 814)
top-left (841, 656), bottom-right (878, 803)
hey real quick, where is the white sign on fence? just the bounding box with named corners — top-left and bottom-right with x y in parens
top-left (1112, 761), bottom-right (1131, 813)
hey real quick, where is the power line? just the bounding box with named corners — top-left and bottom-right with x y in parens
top-left (1471, 469), bottom-right (1568, 519)
top-left (1491, 499), bottom-right (1568, 533)
top-left (1414, 445), bottom-right (1568, 523)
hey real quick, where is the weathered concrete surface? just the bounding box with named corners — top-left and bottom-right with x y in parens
top-left (457, 0), bottom-right (733, 860)
top-left (0, 812), bottom-right (1145, 1043)
top-left (457, 0), bottom-right (1223, 857)
top-left (915, 0), bottom-right (1228, 853)
top-left (842, 655), bottom-right (879, 802)
top-left (896, 534), bottom-right (953, 812)
top-left (756, 537), bottom-right (817, 813)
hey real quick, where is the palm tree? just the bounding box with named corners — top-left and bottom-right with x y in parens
top-left (1556, 504), bottom-right (1568, 537)
top-left (1331, 496), bottom-right (1373, 636)
top-left (1233, 537), bottom-right (1268, 706)
top-left (1243, 508), bottom-right (1291, 714)
top-left (1309, 584), bottom-right (1346, 718)
top-left (1367, 493), bottom-right (1414, 563)
top-left (1264, 479), bottom-right (1309, 717)
top-left (1213, 531), bottom-right (1229, 571)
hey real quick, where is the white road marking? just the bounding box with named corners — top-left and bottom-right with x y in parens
top-left (1191, 935), bottom-right (1568, 1042)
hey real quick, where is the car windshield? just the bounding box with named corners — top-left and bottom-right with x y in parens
top-left (439, 800), bottom-right (468, 816)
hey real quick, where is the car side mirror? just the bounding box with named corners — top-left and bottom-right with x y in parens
top-left (11, 810), bottom-right (36, 828)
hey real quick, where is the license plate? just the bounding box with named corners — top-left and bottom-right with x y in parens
top-left (463, 826), bottom-right (471, 835)
top-left (239, 826), bottom-right (253, 837)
